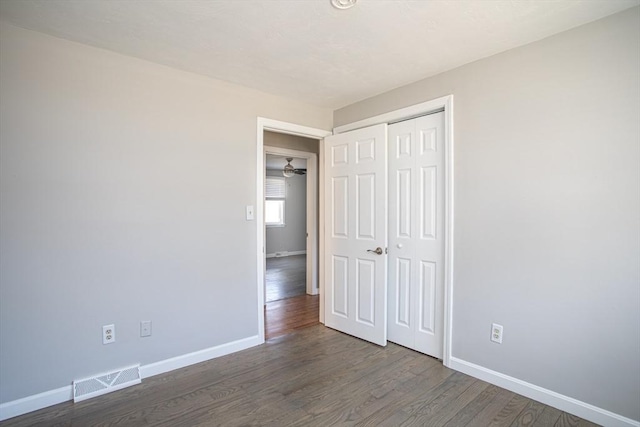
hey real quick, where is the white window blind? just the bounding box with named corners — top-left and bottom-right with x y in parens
top-left (266, 177), bottom-right (286, 199)
top-left (265, 177), bottom-right (286, 226)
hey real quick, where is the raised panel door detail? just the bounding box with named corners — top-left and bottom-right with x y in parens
top-left (356, 138), bottom-right (376, 163)
top-left (419, 261), bottom-right (436, 334)
top-left (332, 144), bottom-right (348, 166)
top-left (396, 169), bottom-right (411, 239)
top-left (356, 259), bottom-right (375, 326)
top-left (420, 128), bottom-right (437, 154)
top-left (324, 122), bottom-right (388, 347)
top-left (420, 166), bottom-right (437, 240)
top-left (332, 176), bottom-right (348, 238)
top-left (395, 258), bottom-right (411, 327)
top-left (388, 111), bottom-right (444, 358)
top-left (332, 256), bottom-right (349, 318)
top-left (396, 133), bottom-right (411, 159)
top-left (356, 174), bottom-right (376, 240)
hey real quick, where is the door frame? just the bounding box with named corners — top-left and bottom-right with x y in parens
top-left (264, 146), bottom-right (318, 296)
top-left (256, 118), bottom-right (332, 342)
top-left (332, 95), bottom-right (454, 367)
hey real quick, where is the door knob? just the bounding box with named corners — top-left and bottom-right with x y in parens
top-left (367, 247), bottom-right (383, 255)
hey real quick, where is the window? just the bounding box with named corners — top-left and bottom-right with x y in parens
top-left (265, 200), bottom-right (285, 226)
top-left (265, 176), bottom-right (286, 226)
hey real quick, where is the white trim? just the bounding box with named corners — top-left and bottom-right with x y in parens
top-left (257, 118), bottom-right (331, 318)
top-left (333, 95), bottom-right (454, 366)
top-left (257, 121), bottom-right (266, 341)
top-left (442, 95), bottom-right (454, 367)
top-left (449, 357), bottom-right (640, 427)
top-left (0, 335), bottom-right (261, 422)
top-left (333, 95), bottom-right (452, 135)
top-left (140, 335), bottom-right (261, 379)
top-left (0, 385), bottom-right (72, 421)
top-left (266, 250), bottom-right (307, 259)
top-left (318, 142), bottom-right (325, 323)
top-left (261, 118), bottom-right (332, 140)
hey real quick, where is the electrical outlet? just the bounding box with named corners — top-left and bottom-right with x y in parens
top-left (103, 324), bottom-right (115, 344)
top-left (491, 323), bottom-right (503, 344)
top-left (140, 320), bottom-right (152, 337)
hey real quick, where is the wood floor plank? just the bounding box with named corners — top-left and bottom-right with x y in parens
top-left (265, 254), bottom-right (306, 302)
top-left (369, 372), bottom-right (477, 426)
top-left (510, 399), bottom-right (547, 427)
top-left (487, 394), bottom-right (532, 427)
top-left (462, 388), bottom-right (518, 427)
top-left (265, 294), bottom-right (319, 340)
top-left (555, 412), bottom-right (601, 427)
top-left (288, 350), bottom-right (414, 421)
top-left (531, 406), bottom-right (562, 427)
top-left (555, 412), bottom-right (581, 427)
top-left (442, 384), bottom-right (502, 427)
top-left (401, 379), bottom-right (489, 427)
top-left (355, 361), bottom-right (455, 426)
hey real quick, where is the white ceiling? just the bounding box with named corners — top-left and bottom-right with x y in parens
top-left (1, 0), bottom-right (637, 109)
top-left (266, 155), bottom-right (306, 171)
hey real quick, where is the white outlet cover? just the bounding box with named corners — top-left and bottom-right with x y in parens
top-left (103, 324), bottom-right (115, 344)
top-left (491, 323), bottom-right (503, 344)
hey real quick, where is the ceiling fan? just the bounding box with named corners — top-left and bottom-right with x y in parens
top-left (283, 157), bottom-right (306, 177)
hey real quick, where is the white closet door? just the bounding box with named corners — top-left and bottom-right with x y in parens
top-left (388, 112), bottom-right (445, 358)
top-left (324, 123), bottom-right (388, 346)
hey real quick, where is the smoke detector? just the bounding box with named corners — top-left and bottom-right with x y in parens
top-left (331, 0), bottom-right (357, 10)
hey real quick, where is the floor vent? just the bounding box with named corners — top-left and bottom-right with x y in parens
top-left (73, 364), bottom-right (141, 402)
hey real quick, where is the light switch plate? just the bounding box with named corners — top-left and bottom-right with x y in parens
top-left (246, 205), bottom-right (254, 220)
top-left (140, 320), bottom-right (152, 337)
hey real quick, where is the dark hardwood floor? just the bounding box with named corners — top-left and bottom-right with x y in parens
top-left (265, 294), bottom-right (319, 340)
top-left (1, 324), bottom-right (599, 427)
top-left (264, 253), bottom-right (319, 340)
top-left (265, 255), bottom-right (306, 302)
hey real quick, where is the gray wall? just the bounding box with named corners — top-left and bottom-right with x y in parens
top-left (0, 23), bottom-right (332, 403)
top-left (336, 7), bottom-right (640, 421)
top-left (265, 169), bottom-right (307, 255)
top-left (264, 131), bottom-right (319, 155)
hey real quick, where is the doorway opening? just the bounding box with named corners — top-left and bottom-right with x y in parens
top-left (265, 153), bottom-right (308, 302)
top-left (258, 124), bottom-right (331, 341)
top-left (264, 146), bottom-right (318, 340)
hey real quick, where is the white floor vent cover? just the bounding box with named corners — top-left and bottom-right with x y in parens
top-left (73, 364), bottom-right (141, 402)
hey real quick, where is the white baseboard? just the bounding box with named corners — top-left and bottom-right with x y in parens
top-left (266, 250), bottom-right (306, 259)
top-left (0, 335), bottom-right (263, 422)
top-left (0, 385), bottom-right (73, 422)
top-left (139, 335), bottom-right (261, 379)
top-left (448, 357), bottom-right (640, 427)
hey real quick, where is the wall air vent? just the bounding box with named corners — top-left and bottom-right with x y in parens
top-left (73, 364), bottom-right (141, 402)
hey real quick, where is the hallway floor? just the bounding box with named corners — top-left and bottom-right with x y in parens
top-left (265, 254), bottom-right (306, 302)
